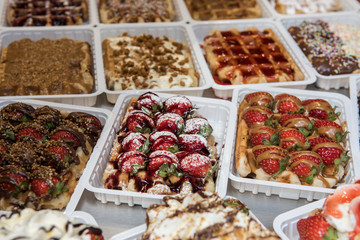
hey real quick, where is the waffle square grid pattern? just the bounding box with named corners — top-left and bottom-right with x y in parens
top-left (203, 28), bottom-right (304, 85)
top-left (7, 0), bottom-right (89, 26)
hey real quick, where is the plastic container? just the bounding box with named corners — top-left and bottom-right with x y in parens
top-left (229, 86), bottom-right (360, 201)
top-left (0, 0), bottom-right (97, 27)
top-left (0, 98), bottom-right (112, 216)
top-left (97, 24), bottom-right (212, 104)
top-left (188, 19), bottom-right (316, 100)
top-left (0, 28), bottom-right (104, 106)
top-left (273, 198), bottom-right (326, 240)
top-left (279, 13), bottom-right (360, 90)
top-left (349, 76), bottom-right (360, 150)
top-left (84, 92), bottom-right (237, 208)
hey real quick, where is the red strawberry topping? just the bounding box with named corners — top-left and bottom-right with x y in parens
top-left (307, 137), bottom-right (336, 149)
top-left (17, 127), bottom-right (43, 141)
top-left (156, 113), bottom-right (184, 134)
top-left (121, 132), bottom-right (147, 152)
top-left (178, 134), bottom-right (208, 153)
top-left (164, 96), bottom-right (193, 116)
top-left (252, 145), bottom-right (286, 159)
top-left (31, 176), bottom-right (59, 196)
top-left (288, 151), bottom-right (322, 177)
top-left (149, 131), bottom-right (177, 143)
top-left (148, 150), bottom-right (178, 175)
top-left (279, 114), bottom-right (310, 128)
top-left (86, 232), bottom-right (104, 240)
top-left (315, 147), bottom-right (343, 165)
top-left (0, 172), bottom-right (27, 192)
top-left (302, 99), bottom-right (333, 120)
top-left (136, 92), bottom-right (162, 111)
top-left (125, 110), bottom-right (155, 133)
top-left (184, 117), bottom-right (212, 137)
top-left (242, 106), bottom-right (272, 127)
top-left (313, 120), bottom-right (342, 140)
top-left (297, 215), bottom-right (333, 240)
top-left (275, 93), bottom-right (302, 114)
top-left (279, 128), bottom-right (307, 150)
top-left (244, 91), bottom-right (274, 107)
top-left (180, 153), bottom-right (212, 177)
top-left (51, 130), bottom-right (81, 148)
top-left (117, 151), bottom-right (147, 173)
top-left (47, 145), bottom-right (71, 161)
top-left (248, 125), bottom-right (276, 146)
top-left (259, 159), bottom-right (280, 175)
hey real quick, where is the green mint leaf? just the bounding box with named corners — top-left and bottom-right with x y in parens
top-left (266, 100), bottom-right (274, 111)
top-left (308, 119), bottom-right (314, 131)
top-left (306, 166), bottom-right (318, 184)
top-left (224, 200), bottom-right (239, 207)
top-left (137, 139), bottom-right (150, 154)
top-left (156, 163), bottom-right (183, 178)
top-left (198, 124), bottom-right (213, 138)
top-left (323, 226), bottom-right (338, 240)
top-left (298, 127), bottom-right (310, 137)
top-left (130, 164), bottom-right (146, 176)
top-left (262, 138), bottom-right (271, 145)
top-left (20, 115), bottom-right (31, 122)
top-left (272, 156), bottom-right (289, 177)
top-left (141, 106), bottom-right (153, 116)
top-left (270, 132), bottom-right (280, 145)
top-left (241, 208), bottom-right (249, 215)
top-left (53, 181), bottom-right (69, 198)
top-left (135, 125), bottom-right (151, 134)
top-left (5, 130), bottom-right (15, 141)
top-left (46, 122), bottom-right (56, 130)
top-left (168, 145), bottom-right (179, 153)
top-left (41, 135), bottom-right (47, 143)
top-left (64, 154), bottom-right (71, 167)
top-left (205, 162), bottom-right (219, 181)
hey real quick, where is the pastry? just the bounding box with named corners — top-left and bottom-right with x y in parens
top-left (296, 181), bottom-right (360, 240)
top-left (0, 102), bottom-right (103, 211)
top-left (0, 38), bottom-right (94, 96)
top-left (7, 0), bottom-right (89, 26)
top-left (203, 28), bottom-right (304, 85)
top-left (184, 0), bottom-right (261, 21)
top-left (102, 33), bottom-right (199, 91)
top-left (288, 20), bottom-right (360, 76)
top-left (102, 92), bottom-right (218, 195)
top-left (269, 0), bottom-right (341, 15)
top-left (142, 192), bottom-right (280, 240)
top-left (235, 91), bottom-right (349, 188)
top-left (99, 0), bottom-right (175, 23)
top-left (0, 208), bottom-right (104, 239)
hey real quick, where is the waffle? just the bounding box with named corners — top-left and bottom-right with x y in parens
top-left (0, 38), bottom-right (94, 96)
top-left (99, 0), bottom-right (175, 23)
top-left (184, 0), bottom-right (261, 21)
top-left (7, 0), bottom-right (89, 26)
top-left (269, 0), bottom-right (341, 15)
top-left (102, 33), bottom-right (199, 91)
top-left (203, 28), bottom-right (304, 85)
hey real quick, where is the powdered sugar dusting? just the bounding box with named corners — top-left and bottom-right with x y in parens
top-left (181, 153), bottom-right (210, 169)
top-left (179, 134), bottom-right (208, 147)
top-left (150, 131), bottom-right (177, 142)
top-left (149, 150), bottom-right (178, 163)
top-left (122, 132), bottom-right (146, 150)
top-left (164, 96), bottom-right (192, 108)
top-left (156, 113), bottom-right (184, 126)
top-left (185, 118), bottom-right (209, 133)
top-left (137, 93), bottom-right (162, 108)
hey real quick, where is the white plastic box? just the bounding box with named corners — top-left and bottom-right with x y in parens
top-left (188, 19), bottom-right (316, 100)
top-left (229, 86), bottom-right (360, 201)
top-left (279, 13), bottom-right (360, 90)
top-left (349, 76), bottom-right (360, 152)
top-left (0, 28), bottom-right (105, 106)
top-left (84, 92), bottom-right (237, 208)
top-left (97, 24), bottom-right (212, 104)
top-left (0, 99), bottom-right (112, 216)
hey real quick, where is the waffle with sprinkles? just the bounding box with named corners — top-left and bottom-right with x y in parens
top-left (99, 0), bottom-right (175, 23)
top-left (184, 0), bottom-right (261, 21)
top-left (7, 0), bottom-right (88, 26)
top-left (269, 0), bottom-right (341, 15)
top-left (102, 92), bottom-right (219, 195)
top-left (289, 20), bottom-right (360, 76)
top-left (203, 28), bottom-right (304, 85)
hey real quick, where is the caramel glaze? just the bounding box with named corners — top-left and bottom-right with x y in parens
top-left (274, 96), bottom-right (302, 113)
top-left (246, 93), bottom-right (274, 107)
top-left (303, 100), bottom-right (333, 116)
top-left (281, 117), bottom-right (310, 129)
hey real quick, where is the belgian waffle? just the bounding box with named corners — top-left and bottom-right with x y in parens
top-left (7, 0), bottom-right (89, 26)
top-left (102, 33), bottom-right (199, 91)
top-left (0, 38), bottom-right (94, 96)
top-left (184, 0), bottom-right (261, 21)
top-left (99, 0), bottom-right (175, 23)
top-left (203, 28), bottom-right (304, 85)
top-left (269, 0), bottom-right (341, 15)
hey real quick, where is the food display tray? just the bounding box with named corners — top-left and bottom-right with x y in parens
top-left (273, 198), bottom-right (325, 240)
top-left (84, 92), bottom-right (237, 208)
top-left (0, 0), bottom-right (97, 27)
top-left (278, 13), bottom-right (360, 90)
top-left (97, 24), bottom-right (212, 104)
top-left (229, 86), bottom-right (360, 201)
top-left (0, 98), bottom-right (112, 216)
top-left (349, 76), bottom-right (360, 149)
top-left (188, 19), bottom-right (316, 100)
top-left (0, 27), bottom-right (105, 106)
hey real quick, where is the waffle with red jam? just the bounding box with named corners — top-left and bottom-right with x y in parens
top-left (0, 102), bottom-right (103, 211)
top-left (235, 91), bottom-right (349, 188)
top-left (102, 92), bottom-right (218, 195)
top-left (203, 28), bottom-right (304, 85)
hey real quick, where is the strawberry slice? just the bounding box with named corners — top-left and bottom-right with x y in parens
top-left (307, 137), bottom-right (336, 149)
top-left (259, 159), bottom-right (280, 175)
top-left (275, 93), bottom-right (302, 114)
top-left (116, 151), bottom-right (147, 174)
top-left (17, 127), bottom-right (43, 141)
top-left (1, 102), bottom-right (35, 124)
top-left (156, 113), bottom-right (184, 134)
top-left (288, 151), bottom-right (323, 181)
top-left (279, 128), bottom-right (307, 150)
top-left (0, 166), bottom-right (28, 195)
top-left (297, 215), bottom-right (336, 240)
top-left (252, 145), bottom-right (286, 159)
top-left (178, 134), bottom-right (208, 153)
top-left (51, 130), bottom-right (81, 148)
top-left (125, 110), bottom-right (155, 133)
top-left (121, 132), bottom-right (147, 152)
top-left (67, 112), bottom-right (103, 138)
top-left (313, 120), bottom-right (343, 141)
top-left (252, 145), bottom-right (287, 175)
top-left (31, 177), bottom-right (59, 196)
top-left (148, 150), bottom-right (179, 176)
top-left (248, 125), bottom-right (276, 146)
top-left (242, 106), bottom-right (272, 127)
top-left (180, 153), bottom-right (212, 178)
top-left (136, 92), bottom-right (162, 112)
top-left (45, 142), bottom-right (78, 166)
top-left (164, 96), bottom-right (193, 117)
top-left (302, 99), bottom-right (334, 120)
top-left (184, 117), bottom-right (213, 138)
top-left (244, 91), bottom-right (274, 107)
top-left (86, 232), bottom-right (104, 240)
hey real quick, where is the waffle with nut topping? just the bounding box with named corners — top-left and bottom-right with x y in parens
top-left (269, 0), bottom-right (341, 15)
top-left (102, 33), bottom-right (199, 91)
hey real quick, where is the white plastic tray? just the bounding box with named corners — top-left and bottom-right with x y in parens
top-left (229, 86), bottom-right (360, 201)
top-left (84, 92), bottom-right (237, 208)
top-left (0, 0), bottom-right (97, 27)
top-left (273, 198), bottom-right (325, 240)
top-left (188, 19), bottom-right (316, 100)
top-left (0, 98), bottom-right (112, 216)
top-left (279, 13), bottom-right (360, 90)
top-left (349, 76), bottom-right (360, 152)
top-left (97, 24), bottom-right (212, 104)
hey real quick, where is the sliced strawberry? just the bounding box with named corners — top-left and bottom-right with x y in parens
top-left (279, 128), bottom-right (307, 150)
top-left (51, 130), bottom-right (81, 148)
top-left (149, 131), bottom-right (178, 143)
top-left (156, 113), bottom-right (184, 134)
top-left (86, 232), bottom-right (104, 240)
top-left (307, 137), bottom-right (336, 149)
top-left (315, 147), bottom-right (343, 165)
top-left (67, 112), bottom-right (103, 134)
top-left (297, 215), bottom-right (335, 240)
top-left (1, 102), bottom-right (35, 123)
top-left (244, 91), bottom-right (274, 107)
top-left (259, 159), bottom-right (280, 175)
top-left (184, 117), bottom-right (213, 138)
top-left (252, 145), bottom-right (286, 159)
top-left (136, 92), bottom-right (162, 112)
top-left (125, 110), bottom-right (155, 133)
top-left (121, 132), bottom-right (147, 152)
top-left (313, 120), bottom-right (342, 140)
top-left (17, 127), bottom-right (43, 141)
top-left (279, 114), bottom-right (310, 128)
top-left (289, 151), bottom-right (323, 178)
top-left (302, 99), bottom-right (333, 120)
top-left (275, 93), bottom-right (302, 114)
top-left (164, 96), bottom-right (193, 117)
top-left (248, 125), bottom-right (276, 146)
top-left (0, 166), bottom-right (28, 194)
top-left (31, 176), bottom-right (59, 196)
top-left (148, 150), bottom-right (179, 176)
top-left (116, 151), bottom-right (147, 174)
top-left (242, 106), bottom-right (272, 127)
top-left (180, 153), bottom-right (212, 178)
top-left (178, 134), bottom-right (208, 153)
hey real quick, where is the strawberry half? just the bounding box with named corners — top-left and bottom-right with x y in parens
top-left (164, 96), bottom-right (193, 117)
top-left (184, 117), bottom-right (213, 138)
top-left (51, 130), bottom-right (81, 148)
top-left (252, 145), bottom-right (287, 175)
top-left (244, 91), bottom-right (274, 107)
top-left (313, 120), bottom-right (343, 141)
top-left (279, 128), bottom-right (307, 150)
top-left (156, 113), bottom-right (184, 134)
top-left (180, 153), bottom-right (212, 178)
top-left (0, 166), bottom-right (28, 195)
top-left (248, 125), bottom-right (276, 146)
top-left (242, 106), bottom-right (272, 127)
top-left (288, 151), bottom-right (323, 180)
top-left (125, 110), bottom-right (155, 133)
top-left (259, 159), bottom-right (280, 175)
top-left (178, 134), bottom-right (208, 153)
top-left (275, 93), bottom-right (302, 114)
top-left (31, 176), bottom-right (59, 196)
top-left (17, 127), bottom-right (44, 141)
top-left (148, 150), bottom-right (179, 176)
top-left (297, 215), bottom-right (336, 240)
top-left (279, 114), bottom-right (310, 129)
top-left (116, 151), bottom-right (147, 174)
top-left (121, 132), bottom-right (147, 152)
top-left (302, 99), bottom-right (333, 120)
top-left (136, 92), bottom-right (162, 112)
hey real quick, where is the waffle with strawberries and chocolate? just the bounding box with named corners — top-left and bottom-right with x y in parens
top-left (102, 92), bottom-right (218, 195)
top-left (0, 102), bottom-right (103, 211)
top-left (235, 91), bottom-right (349, 188)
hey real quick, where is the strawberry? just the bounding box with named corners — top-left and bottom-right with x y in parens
top-left (252, 145), bottom-right (286, 159)
top-left (0, 168), bottom-right (28, 194)
top-left (1, 102), bottom-right (35, 123)
top-left (184, 117), bottom-right (213, 138)
top-left (17, 127), bottom-right (44, 141)
top-left (315, 147), bottom-right (343, 165)
top-left (31, 176), bottom-right (59, 196)
top-left (242, 106), bottom-right (272, 127)
top-left (297, 215), bottom-right (336, 240)
top-left (179, 134), bottom-right (208, 153)
top-left (302, 99), bottom-right (334, 120)
top-left (148, 150), bottom-right (179, 176)
top-left (149, 131), bottom-right (178, 143)
top-left (164, 96), bottom-right (193, 117)
top-left (275, 93), bottom-right (302, 114)
top-left (279, 114), bottom-right (310, 128)
top-left (136, 92), bottom-right (162, 112)
top-left (51, 130), bottom-right (81, 148)
top-left (152, 138), bottom-right (177, 152)
top-left (307, 137), bottom-right (336, 149)
top-left (45, 144), bottom-right (78, 167)
top-left (180, 153), bottom-right (212, 178)
top-left (259, 159), bottom-right (280, 175)
top-left (313, 120), bottom-right (343, 140)
top-left (86, 232), bottom-right (104, 240)
top-left (248, 125), bottom-right (276, 146)
top-left (116, 151), bottom-right (147, 174)
top-left (244, 91), bottom-right (274, 107)
top-left (156, 113), bottom-right (184, 134)
top-left (125, 110), bottom-right (155, 133)
top-left (121, 132), bottom-right (147, 152)
top-left (289, 151), bottom-right (323, 180)
top-left (279, 128), bottom-right (307, 150)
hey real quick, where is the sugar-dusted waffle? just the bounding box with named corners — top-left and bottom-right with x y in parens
top-left (7, 0), bottom-right (89, 26)
top-left (203, 28), bottom-right (304, 85)
top-left (269, 0), bottom-right (341, 15)
top-left (184, 0), bottom-right (261, 21)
